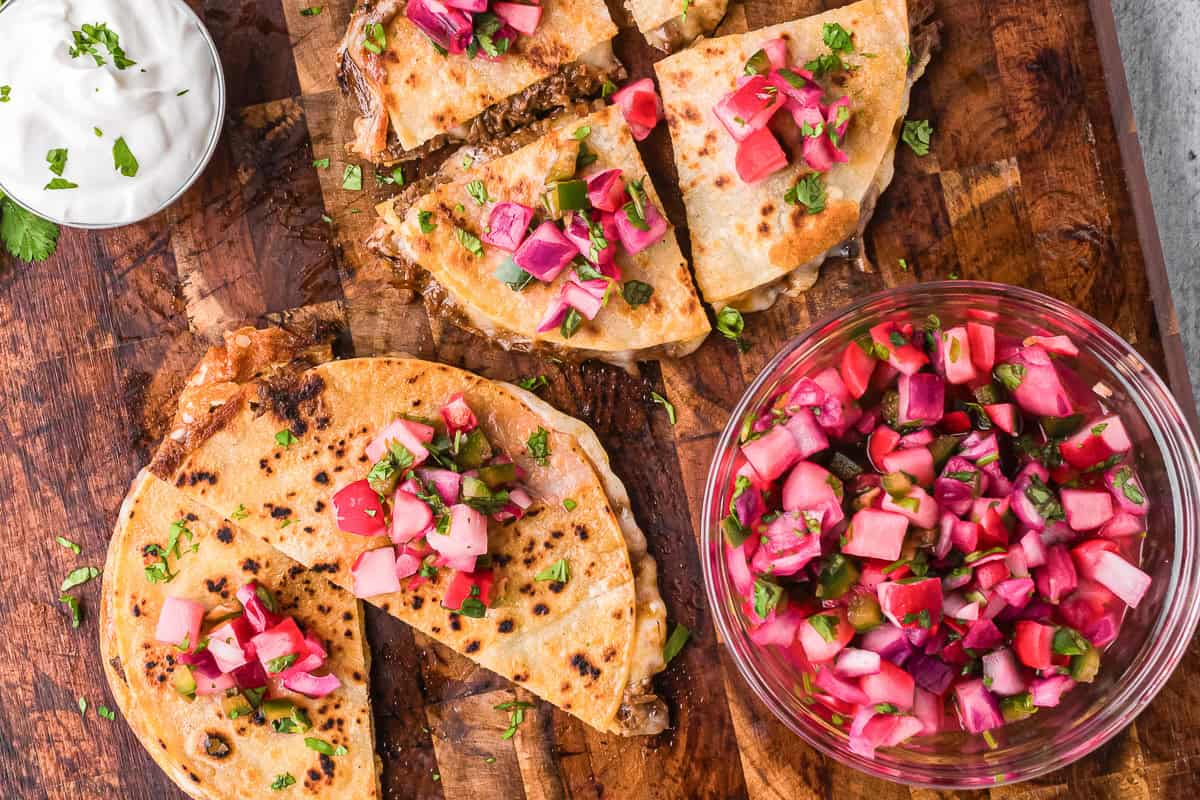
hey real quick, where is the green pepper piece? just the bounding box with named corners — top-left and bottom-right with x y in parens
top-left (852, 485), bottom-right (881, 511)
top-left (743, 48), bottom-right (771, 75)
top-left (817, 554), bottom-right (859, 600)
top-left (173, 667), bottom-right (197, 700)
top-left (455, 428), bottom-right (493, 470)
top-left (827, 452), bottom-right (864, 481)
top-left (881, 389), bottom-right (900, 427)
top-left (461, 475), bottom-right (491, 501)
top-left (847, 593), bottom-right (882, 632)
top-left (929, 434), bottom-right (960, 469)
top-left (1041, 414), bottom-right (1085, 438)
top-left (544, 142), bottom-right (582, 183)
top-left (971, 382), bottom-right (1002, 406)
top-left (221, 692), bottom-right (254, 720)
top-left (1069, 645), bottom-right (1101, 683)
top-left (722, 515), bottom-right (749, 547)
top-left (880, 471), bottom-right (913, 498)
top-left (999, 692), bottom-right (1038, 723)
top-left (543, 180), bottom-right (589, 216)
top-left (477, 462), bottom-right (517, 489)
top-left (367, 456), bottom-right (402, 496)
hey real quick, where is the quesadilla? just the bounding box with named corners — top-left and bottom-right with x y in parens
top-left (655, 0), bottom-right (939, 311)
top-left (628, 0), bottom-right (729, 52)
top-left (101, 472), bottom-right (378, 800)
top-left (340, 0), bottom-right (622, 163)
top-left (147, 326), bottom-right (670, 736)
top-left (369, 103), bottom-right (710, 370)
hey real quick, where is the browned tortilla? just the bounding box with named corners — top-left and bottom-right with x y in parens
top-left (147, 327), bottom-right (669, 736)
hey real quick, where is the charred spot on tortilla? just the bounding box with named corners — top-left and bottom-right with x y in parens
top-left (570, 653), bottom-right (601, 679)
top-left (216, 526), bottom-right (234, 543)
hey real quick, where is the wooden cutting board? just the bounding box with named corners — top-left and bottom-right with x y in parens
top-left (1, 0), bottom-right (1195, 798)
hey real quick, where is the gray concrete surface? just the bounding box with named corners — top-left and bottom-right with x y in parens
top-left (1112, 1), bottom-right (1200, 401)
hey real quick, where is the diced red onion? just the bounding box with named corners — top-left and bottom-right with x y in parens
top-left (481, 202), bottom-right (534, 252)
top-left (514, 221), bottom-right (576, 282)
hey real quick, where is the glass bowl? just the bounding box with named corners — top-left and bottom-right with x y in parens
top-left (701, 281), bottom-right (1200, 788)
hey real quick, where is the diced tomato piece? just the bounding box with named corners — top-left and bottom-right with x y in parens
top-left (940, 411), bottom-right (972, 434)
top-left (877, 577), bottom-right (943, 630)
top-left (734, 128), bottom-right (788, 183)
top-left (442, 569), bottom-right (495, 612)
top-left (867, 425), bottom-right (901, 471)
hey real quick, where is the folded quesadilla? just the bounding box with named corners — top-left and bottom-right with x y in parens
top-left (340, 0), bottom-right (622, 163)
top-left (655, 0), bottom-right (939, 311)
top-left (628, 0), bottom-right (729, 52)
top-left (101, 472), bottom-right (378, 800)
top-left (369, 103), bottom-right (710, 370)
top-left (148, 326), bottom-right (670, 736)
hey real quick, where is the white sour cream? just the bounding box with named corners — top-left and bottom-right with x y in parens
top-left (0, 0), bottom-right (223, 227)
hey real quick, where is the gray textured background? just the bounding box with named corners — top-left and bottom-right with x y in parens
top-left (1113, 1), bottom-right (1200, 398)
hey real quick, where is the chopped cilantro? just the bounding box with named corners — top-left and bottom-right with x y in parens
top-left (304, 737), bottom-right (347, 756)
top-left (61, 566), bottom-right (100, 592)
top-left (663, 623), bottom-right (691, 665)
top-left (454, 226), bottom-right (484, 257)
top-left (623, 279), bottom-right (654, 307)
top-left (312, 157), bottom-right (330, 169)
top-left (535, 558), bottom-right (570, 583)
top-left (341, 164), bottom-right (362, 191)
top-left (901, 119), bottom-right (933, 156)
top-left (716, 306), bottom-right (749, 351)
top-left (466, 179), bottom-right (491, 205)
top-left (752, 577), bottom-right (784, 619)
top-left (650, 391), bottom-right (676, 425)
top-left (68, 23), bottom-right (136, 70)
top-left (808, 613), bottom-right (840, 642)
top-left (562, 498), bottom-right (577, 511)
top-left (56, 536), bottom-right (82, 555)
top-left (300, 6), bottom-right (324, 15)
top-left (59, 594), bottom-right (82, 627)
top-left (231, 504), bottom-right (249, 520)
top-left (515, 374), bottom-right (548, 392)
top-left (495, 700), bottom-right (533, 740)
top-left (418, 210), bottom-right (437, 233)
top-left (270, 773), bottom-right (296, 790)
top-left (822, 22), bottom-right (854, 53)
top-left (526, 427), bottom-right (551, 466)
top-left (0, 194), bottom-right (60, 262)
top-left (784, 173), bottom-right (826, 214)
top-left (275, 429), bottom-right (298, 448)
top-left (112, 137), bottom-right (139, 177)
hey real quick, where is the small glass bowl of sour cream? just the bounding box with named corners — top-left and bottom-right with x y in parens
top-left (0, 0), bottom-right (225, 229)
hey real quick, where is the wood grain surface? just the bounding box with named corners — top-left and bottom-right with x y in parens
top-left (0, 0), bottom-right (1195, 798)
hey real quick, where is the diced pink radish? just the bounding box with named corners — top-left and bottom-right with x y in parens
top-left (725, 540), bottom-right (756, 597)
top-left (734, 127), bottom-right (788, 183)
top-left (770, 68), bottom-right (823, 108)
top-left (843, 509), bottom-right (909, 562)
top-left (282, 670), bottom-right (342, 699)
top-left (1060, 489), bottom-right (1114, 531)
top-left (481, 202), bottom-right (534, 252)
top-left (1036, 544), bottom-right (1078, 604)
top-left (155, 596), bottom-right (205, 649)
top-left (748, 607), bottom-right (803, 647)
top-left (236, 582), bottom-right (282, 633)
top-left (1030, 675), bottom-right (1075, 707)
top-left (560, 280), bottom-right (604, 320)
top-left (427, 504), bottom-right (488, 560)
top-left (861, 660), bottom-right (916, 710)
top-left (615, 199), bottom-right (669, 254)
top-left (881, 485), bottom-right (938, 529)
top-left (897, 373), bottom-right (945, 426)
top-left (283, 631), bottom-right (328, 676)
top-left (951, 520), bottom-right (980, 554)
top-left (1010, 463), bottom-right (1052, 530)
top-left (352, 546), bottom-right (401, 598)
top-left (1059, 415), bottom-right (1131, 470)
top-left (1099, 512), bottom-right (1144, 538)
top-left (206, 617), bottom-right (253, 673)
top-left (1103, 466), bottom-right (1148, 516)
top-left (1005, 346), bottom-right (1074, 418)
top-left (760, 37), bottom-right (789, 69)
top-left (954, 679), bottom-right (1003, 733)
top-left (332, 479), bottom-right (387, 537)
top-left (713, 75), bottom-right (785, 141)
top-left (963, 618), bottom-right (1005, 650)
top-left (835, 648), bottom-right (882, 678)
top-left (940, 326), bottom-right (977, 384)
top-left (492, 1), bottom-right (541, 33)
top-left (913, 687), bottom-right (944, 735)
top-left (982, 647), bottom-right (1027, 696)
top-left (440, 393), bottom-right (477, 434)
top-left (612, 79), bottom-right (662, 141)
top-left (515, 221), bottom-right (576, 282)
top-left (880, 447), bottom-right (934, 487)
top-left (869, 322), bottom-right (929, 375)
top-left (391, 487), bottom-right (434, 544)
top-left (586, 169), bottom-right (625, 213)
top-left (784, 408), bottom-right (830, 459)
top-left (414, 468), bottom-right (461, 506)
top-left (967, 322), bottom-right (996, 372)
top-left (1082, 549), bottom-right (1151, 608)
top-left (781, 461), bottom-right (842, 525)
top-left (1020, 529), bottom-right (1048, 567)
top-left (395, 546), bottom-right (424, 580)
top-left (814, 666), bottom-right (870, 705)
top-left (798, 609), bottom-right (854, 662)
top-left (840, 341), bottom-right (876, 400)
top-left (252, 617), bottom-right (306, 671)
top-left (367, 418), bottom-right (432, 465)
top-left (741, 426), bottom-right (802, 482)
top-left (878, 578), bottom-right (943, 631)
top-left (994, 577), bottom-right (1035, 608)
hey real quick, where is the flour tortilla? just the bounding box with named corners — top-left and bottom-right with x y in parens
top-left (148, 327), bottom-right (669, 736)
top-left (655, 0), bottom-right (936, 311)
top-left (375, 103), bottom-right (710, 370)
top-left (627, 0), bottom-right (729, 52)
top-left (341, 0), bottom-right (619, 161)
top-left (101, 472), bottom-right (378, 800)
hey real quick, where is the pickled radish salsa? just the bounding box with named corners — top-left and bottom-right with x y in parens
top-left (335, 394), bottom-right (537, 615)
top-left (714, 28), bottom-right (856, 193)
top-left (156, 582), bottom-right (341, 733)
top-left (724, 311), bottom-right (1152, 757)
top-left (403, 0), bottom-right (543, 60)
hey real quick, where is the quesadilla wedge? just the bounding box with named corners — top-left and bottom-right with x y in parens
top-left (655, 0), bottom-right (939, 311)
top-left (101, 472), bottom-right (378, 800)
top-left (369, 103), bottom-right (710, 370)
top-left (148, 326), bottom-right (670, 736)
top-left (628, 0), bottom-right (729, 53)
top-left (340, 0), bottom-right (622, 163)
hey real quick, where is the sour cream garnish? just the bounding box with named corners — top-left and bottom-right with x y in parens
top-left (0, 0), bottom-right (223, 227)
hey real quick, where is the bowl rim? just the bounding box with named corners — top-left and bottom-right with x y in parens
top-left (700, 280), bottom-right (1200, 789)
top-left (0, 0), bottom-right (226, 230)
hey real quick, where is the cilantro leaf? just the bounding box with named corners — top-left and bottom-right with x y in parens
top-left (663, 623), bottom-right (690, 665)
top-left (901, 119), bottom-right (933, 157)
top-left (526, 427), bottom-right (551, 466)
top-left (0, 195), bottom-right (60, 262)
top-left (112, 137), bottom-right (139, 177)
